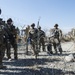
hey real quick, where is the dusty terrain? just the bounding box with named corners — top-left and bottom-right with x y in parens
top-left (0, 41), bottom-right (75, 75)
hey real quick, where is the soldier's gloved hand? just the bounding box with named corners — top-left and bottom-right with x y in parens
top-left (3, 35), bottom-right (5, 38)
top-left (31, 39), bottom-right (35, 42)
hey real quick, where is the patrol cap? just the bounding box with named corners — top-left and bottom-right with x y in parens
top-left (7, 18), bottom-right (13, 22)
top-left (54, 24), bottom-right (58, 27)
top-left (31, 23), bottom-right (35, 27)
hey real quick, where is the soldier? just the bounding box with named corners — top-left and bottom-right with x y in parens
top-left (0, 18), bottom-right (6, 68)
top-left (51, 24), bottom-right (62, 54)
top-left (6, 18), bottom-right (18, 60)
top-left (38, 26), bottom-right (45, 51)
top-left (29, 23), bottom-right (38, 55)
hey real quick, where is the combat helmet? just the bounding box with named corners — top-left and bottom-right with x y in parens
top-left (7, 18), bottom-right (13, 23)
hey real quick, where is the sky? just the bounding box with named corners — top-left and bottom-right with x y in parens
top-left (0, 0), bottom-right (75, 33)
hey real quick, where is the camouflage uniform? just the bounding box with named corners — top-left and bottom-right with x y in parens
top-left (29, 23), bottom-right (38, 55)
top-left (0, 18), bottom-right (6, 68)
top-left (5, 18), bottom-right (18, 59)
top-left (51, 24), bottom-right (62, 54)
top-left (38, 26), bottom-right (45, 51)
top-left (3, 23), bottom-right (11, 59)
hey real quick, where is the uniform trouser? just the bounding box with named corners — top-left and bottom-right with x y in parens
top-left (31, 39), bottom-right (39, 55)
top-left (47, 44), bottom-right (53, 53)
top-left (39, 38), bottom-right (45, 51)
top-left (6, 40), bottom-right (11, 59)
top-left (31, 40), bottom-right (36, 54)
top-left (57, 43), bottom-right (62, 54)
top-left (9, 38), bottom-right (18, 59)
top-left (0, 45), bottom-right (5, 65)
top-left (53, 42), bottom-right (62, 54)
top-left (53, 42), bottom-right (57, 53)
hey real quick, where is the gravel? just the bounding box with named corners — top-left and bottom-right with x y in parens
top-left (0, 41), bottom-right (75, 75)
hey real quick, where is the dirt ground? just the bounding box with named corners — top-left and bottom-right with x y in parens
top-left (0, 41), bottom-right (75, 75)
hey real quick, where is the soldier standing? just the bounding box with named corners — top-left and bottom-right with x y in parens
top-left (6, 18), bottom-right (18, 60)
top-left (29, 23), bottom-right (38, 55)
top-left (0, 18), bottom-right (6, 68)
top-left (38, 26), bottom-right (45, 51)
top-left (51, 24), bottom-right (62, 54)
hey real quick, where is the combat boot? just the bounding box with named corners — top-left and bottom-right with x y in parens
top-left (59, 48), bottom-right (62, 54)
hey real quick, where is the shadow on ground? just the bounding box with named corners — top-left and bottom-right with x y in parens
top-left (4, 58), bottom-right (61, 67)
top-left (0, 67), bottom-right (75, 75)
top-left (0, 54), bottom-right (74, 75)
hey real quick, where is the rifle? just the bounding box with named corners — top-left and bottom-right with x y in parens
top-left (0, 8), bottom-right (1, 15)
top-left (37, 17), bottom-right (41, 40)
